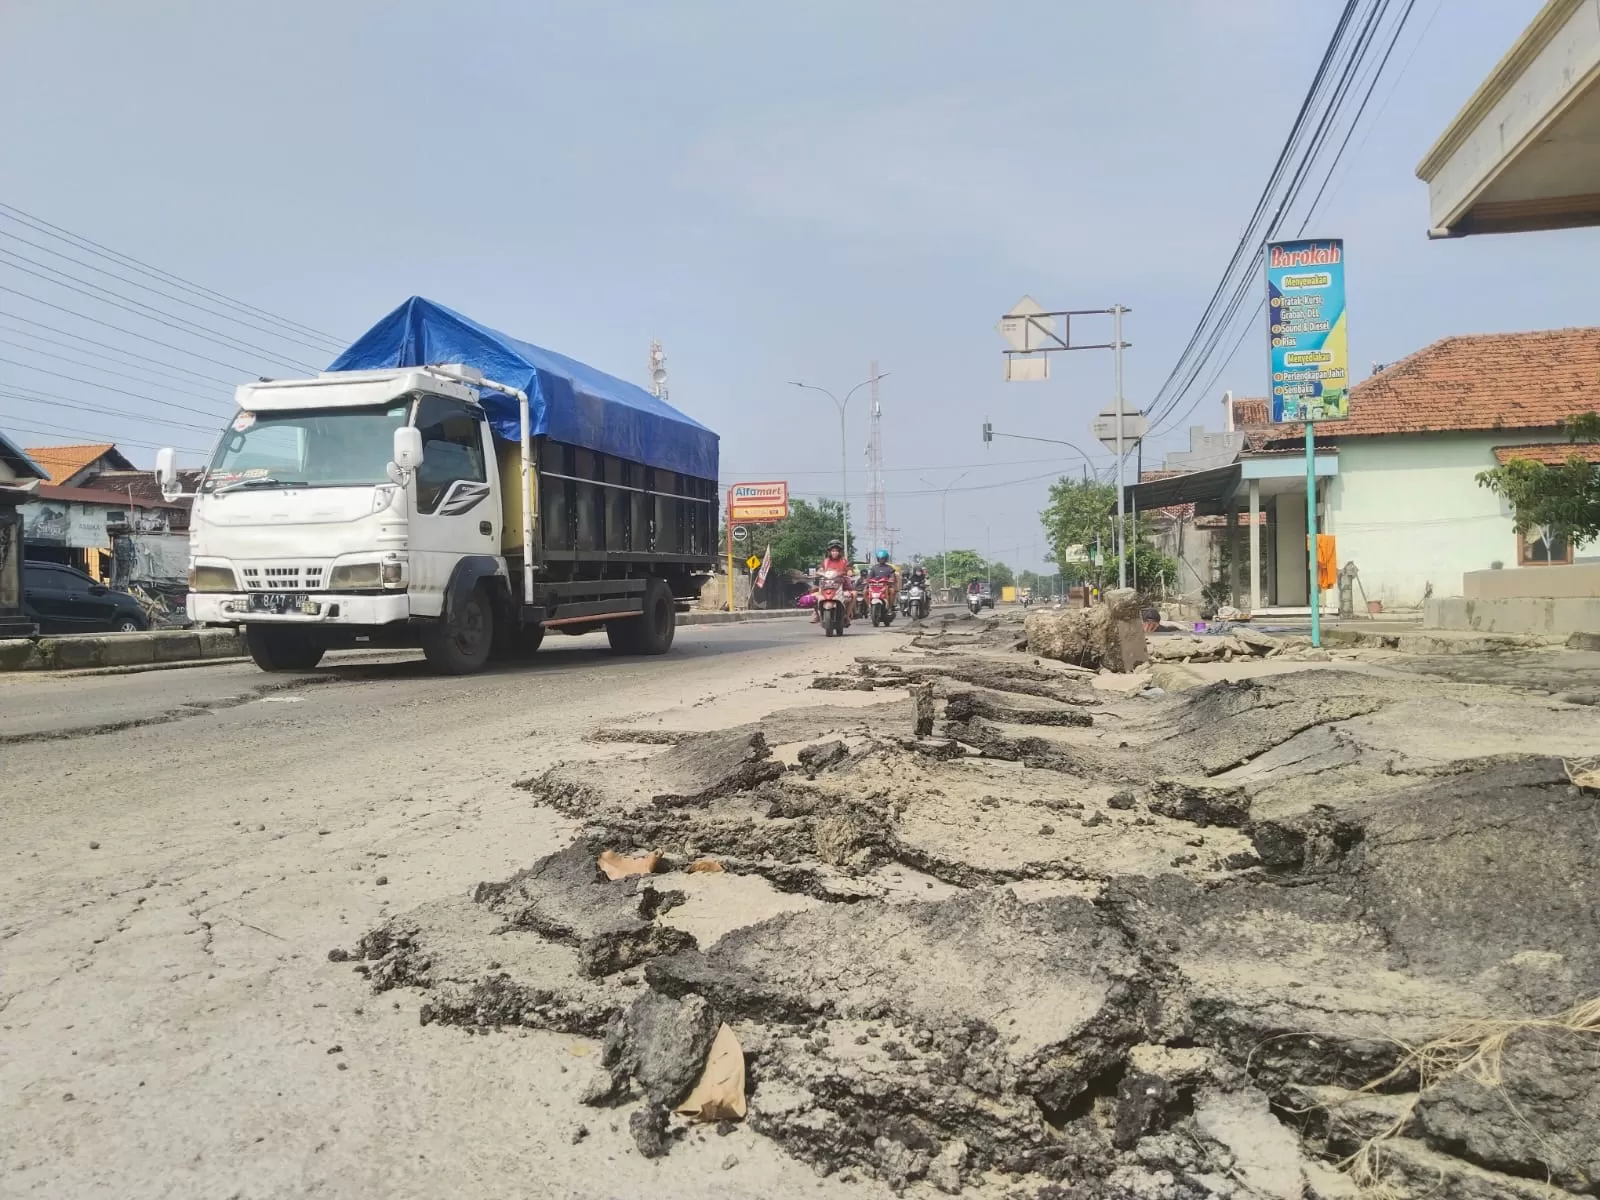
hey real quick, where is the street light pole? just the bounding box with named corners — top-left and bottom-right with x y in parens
top-left (920, 471), bottom-right (968, 597)
top-left (790, 370), bottom-right (890, 556)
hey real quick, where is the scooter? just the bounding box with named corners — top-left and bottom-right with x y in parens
top-left (900, 580), bottom-right (929, 620)
top-left (866, 576), bottom-right (895, 627)
top-left (816, 571), bottom-right (849, 637)
top-left (968, 595), bottom-right (983, 616)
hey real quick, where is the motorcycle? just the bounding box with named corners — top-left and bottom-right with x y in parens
top-left (816, 570), bottom-right (849, 637)
top-left (866, 576), bottom-right (895, 627)
top-left (967, 595), bottom-right (983, 616)
top-left (900, 580), bottom-right (929, 620)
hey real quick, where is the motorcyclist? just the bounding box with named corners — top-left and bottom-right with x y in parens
top-left (813, 539), bottom-right (855, 623)
top-left (866, 548), bottom-right (898, 609)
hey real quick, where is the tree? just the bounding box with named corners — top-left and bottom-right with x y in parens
top-left (1477, 413), bottom-right (1600, 550)
top-left (1040, 478), bottom-right (1116, 587)
top-left (721, 497), bottom-right (853, 574)
top-left (1039, 475), bottom-right (1173, 595)
top-left (919, 548), bottom-right (985, 589)
top-left (989, 560), bottom-right (1016, 588)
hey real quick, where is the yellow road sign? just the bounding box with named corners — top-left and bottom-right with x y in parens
top-left (746, 555), bottom-right (762, 570)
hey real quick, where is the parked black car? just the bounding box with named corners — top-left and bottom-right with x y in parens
top-left (22, 561), bottom-right (148, 634)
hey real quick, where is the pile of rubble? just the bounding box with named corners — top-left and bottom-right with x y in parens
top-left (342, 634), bottom-right (1600, 1198)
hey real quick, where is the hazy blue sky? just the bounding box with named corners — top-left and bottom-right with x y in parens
top-left (2, 0), bottom-right (1591, 568)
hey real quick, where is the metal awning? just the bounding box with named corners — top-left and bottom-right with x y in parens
top-left (1125, 454), bottom-right (1338, 516)
top-left (1418, 0), bottom-right (1600, 237)
top-left (1126, 463), bottom-right (1240, 515)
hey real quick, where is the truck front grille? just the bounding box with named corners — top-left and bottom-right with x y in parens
top-left (240, 564), bottom-right (326, 592)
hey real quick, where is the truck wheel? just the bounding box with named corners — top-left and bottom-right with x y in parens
top-left (422, 584), bottom-right (495, 674)
top-left (245, 626), bottom-right (325, 672)
top-left (607, 578), bottom-right (676, 655)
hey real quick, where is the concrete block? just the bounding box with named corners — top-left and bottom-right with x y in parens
top-left (50, 637), bottom-right (108, 670)
top-left (152, 632), bottom-right (203, 662)
top-left (98, 635), bottom-right (158, 667)
top-left (196, 629), bottom-right (244, 658)
top-left (1427, 594), bottom-right (1600, 637)
top-left (0, 638), bottom-right (43, 671)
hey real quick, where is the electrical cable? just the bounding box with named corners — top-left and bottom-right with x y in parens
top-left (0, 227), bottom-right (343, 355)
top-left (0, 200), bottom-right (344, 346)
top-left (0, 247), bottom-right (320, 372)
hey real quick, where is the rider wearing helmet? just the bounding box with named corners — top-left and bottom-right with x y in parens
top-left (813, 539), bottom-right (855, 623)
top-left (866, 548), bottom-right (898, 609)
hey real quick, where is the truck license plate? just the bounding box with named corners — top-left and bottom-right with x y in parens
top-left (250, 592), bottom-right (309, 614)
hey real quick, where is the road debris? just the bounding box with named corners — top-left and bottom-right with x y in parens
top-left (348, 612), bottom-right (1600, 1196)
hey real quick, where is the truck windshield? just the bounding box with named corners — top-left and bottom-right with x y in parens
top-left (204, 403), bottom-right (410, 492)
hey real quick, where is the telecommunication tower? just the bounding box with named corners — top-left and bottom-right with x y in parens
top-left (648, 340), bottom-right (668, 402)
top-left (864, 360), bottom-right (886, 555)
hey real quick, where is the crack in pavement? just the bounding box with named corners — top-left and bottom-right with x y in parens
top-left (0, 675), bottom-right (337, 747)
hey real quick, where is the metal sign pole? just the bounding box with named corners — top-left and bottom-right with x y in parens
top-left (1306, 422), bottom-right (1320, 647)
top-left (1113, 304), bottom-right (1127, 589)
top-left (725, 487), bottom-right (735, 613)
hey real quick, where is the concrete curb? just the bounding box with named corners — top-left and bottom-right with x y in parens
top-left (0, 610), bottom-right (807, 673)
top-left (1321, 628), bottom-right (1559, 654)
top-left (0, 629), bottom-right (245, 673)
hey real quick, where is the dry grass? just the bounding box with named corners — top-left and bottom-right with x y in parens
top-left (1335, 995), bottom-right (1600, 1196)
top-left (1563, 755), bottom-right (1600, 791)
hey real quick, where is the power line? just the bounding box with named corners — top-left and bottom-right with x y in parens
top-left (0, 247), bottom-right (321, 372)
top-left (0, 413), bottom-right (210, 454)
top-left (1146, 0), bottom-right (1362, 424)
top-left (0, 310), bottom-right (238, 386)
top-left (0, 201), bottom-right (344, 347)
top-left (1147, 0), bottom-right (1420, 436)
top-left (0, 336), bottom-right (230, 405)
top-left (0, 355), bottom-right (230, 419)
top-left (0, 388), bottom-right (219, 434)
top-left (0, 226), bottom-right (344, 355)
top-left (0, 284), bottom-right (263, 375)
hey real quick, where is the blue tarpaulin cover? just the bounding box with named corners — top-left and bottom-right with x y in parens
top-left (328, 297), bottom-right (718, 480)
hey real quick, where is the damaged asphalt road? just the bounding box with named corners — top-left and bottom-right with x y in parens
top-left (348, 614), bottom-right (1600, 1199)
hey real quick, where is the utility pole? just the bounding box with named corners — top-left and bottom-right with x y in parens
top-left (920, 472), bottom-right (968, 597)
top-left (790, 369), bottom-right (890, 556)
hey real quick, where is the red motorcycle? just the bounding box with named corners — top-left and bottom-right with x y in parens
top-left (866, 576), bottom-right (896, 627)
top-left (816, 570), bottom-right (849, 637)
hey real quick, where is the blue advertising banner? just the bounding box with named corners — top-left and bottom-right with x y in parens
top-left (1266, 238), bottom-right (1347, 423)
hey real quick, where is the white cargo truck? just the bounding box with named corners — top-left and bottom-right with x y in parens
top-left (159, 299), bottom-right (718, 674)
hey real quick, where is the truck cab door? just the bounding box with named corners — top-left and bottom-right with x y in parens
top-left (406, 394), bottom-right (499, 617)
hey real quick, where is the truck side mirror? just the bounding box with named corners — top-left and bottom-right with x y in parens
top-left (155, 447), bottom-right (181, 501)
top-left (393, 426), bottom-right (424, 470)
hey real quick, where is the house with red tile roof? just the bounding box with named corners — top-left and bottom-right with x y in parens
top-left (1304, 327), bottom-right (1600, 605)
top-left (23, 443), bottom-right (135, 487)
top-left (1130, 328), bottom-right (1600, 611)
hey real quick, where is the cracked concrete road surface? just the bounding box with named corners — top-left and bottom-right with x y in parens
top-left (1, 621), bottom-right (895, 1200)
top-left (6, 613), bottom-right (1600, 1200)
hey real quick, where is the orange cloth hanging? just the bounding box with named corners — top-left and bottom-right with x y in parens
top-left (1316, 534), bottom-right (1338, 590)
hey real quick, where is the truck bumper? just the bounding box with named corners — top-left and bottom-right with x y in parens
top-left (188, 593), bottom-right (413, 626)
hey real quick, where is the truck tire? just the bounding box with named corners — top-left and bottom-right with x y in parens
top-left (422, 584), bottom-right (495, 674)
top-left (245, 625), bottom-right (325, 672)
top-left (607, 578), bottom-right (675, 655)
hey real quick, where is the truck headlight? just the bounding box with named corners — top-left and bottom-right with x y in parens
top-left (328, 562), bottom-right (383, 589)
top-left (190, 565), bottom-right (238, 592)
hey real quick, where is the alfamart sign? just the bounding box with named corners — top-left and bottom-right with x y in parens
top-left (1266, 238), bottom-right (1348, 423)
top-left (727, 481), bottom-right (789, 524)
